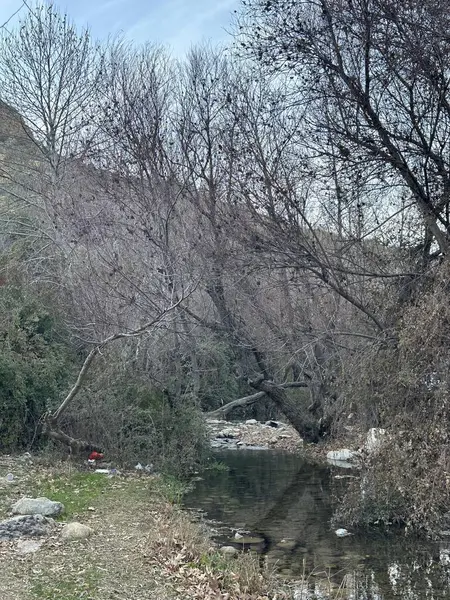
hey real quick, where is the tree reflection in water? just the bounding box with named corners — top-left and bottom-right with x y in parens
top-left (183, 449), bottom-right (450, 599)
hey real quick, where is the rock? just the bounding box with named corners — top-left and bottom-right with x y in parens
top-left (16, 539), bottom-right (44, 554)
top-left (326, 449), bottom-right (359, 463)
top-left (265, 420), bottom-right (279, 428)
top-left (217, 429), bottom-right (237, 439)
top-left (276, 538), bottom-right (296, 550)
top-left (365, 428), bottom-right (387, 453)
top-left (278, 433), bottom-right (292, 439)
top-left (245, 419), bottom-right (258, 425)
top-left (61, 522), bottom-right (93, 540)
top-left (219, 545), bottom-right (238, 556)
top-left (335, 528), bottom-right (352, 537)
top-left (231, 535), bottom-right (265, 545)
top-left (11, 497), bottom-right (64, 517)
top-left (0, 515), bottom-right (55, 541)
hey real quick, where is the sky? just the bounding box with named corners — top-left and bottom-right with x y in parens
top-left (0, 0), bottom-right (239, 55)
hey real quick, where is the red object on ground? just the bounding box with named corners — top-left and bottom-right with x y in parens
top-left (88, 451), bottom-right (104, 461)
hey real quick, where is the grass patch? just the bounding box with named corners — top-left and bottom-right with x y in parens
top-left (33, 471), bottom-right (111, 519)
top-left (153, 474), bottom-right (191, 504)
top-left (30, 567), bottom-right (101, 600)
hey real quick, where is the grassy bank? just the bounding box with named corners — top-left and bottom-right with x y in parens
top-left (0, 455), bottom-right (291, 600)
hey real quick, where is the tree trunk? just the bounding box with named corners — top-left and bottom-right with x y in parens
top-left (249, 378), bottom-right (319, 443)
top-left (206, 391), bottom-right (267, 418)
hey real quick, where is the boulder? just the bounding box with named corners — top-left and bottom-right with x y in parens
top-left (217, 429), bottom-right (237, 439)
top-left (245, 419), bottom-right (258, 425)
top-left (16, 539), bottom-right (44, 554)
top-left (61, 522), bottom-right (93, 540)
top-left (0, 514), bottom-right (55, 541)
top-left (11, 497), bottom-right (64, 517)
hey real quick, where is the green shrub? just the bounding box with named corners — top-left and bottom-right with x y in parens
top-left (63, 368), bottom-right (211, 477)
top-left (0, 293), bottom-right (76, 451)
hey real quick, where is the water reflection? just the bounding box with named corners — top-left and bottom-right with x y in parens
top-left (183, 449), bottom-right (450, 599)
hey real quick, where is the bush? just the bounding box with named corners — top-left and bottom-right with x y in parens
top-left (336, 263), bottom-right (450, 532)
top-left (62, 368), bottom-right (210, 477)
top-left (0, 294), bottom-right (77, 451)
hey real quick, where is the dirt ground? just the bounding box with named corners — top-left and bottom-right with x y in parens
top-left (0, 454), bottom-right (292, 600)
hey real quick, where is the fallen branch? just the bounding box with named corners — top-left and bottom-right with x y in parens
top-left (43, 417), bottom-right (103, 454)
top-left (205, 381), bottom-right (308, 419)
top-left (45, 296), bottom-right (185, 452)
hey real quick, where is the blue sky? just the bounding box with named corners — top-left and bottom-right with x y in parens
top-left (0, 0), bottom-right (239, 55)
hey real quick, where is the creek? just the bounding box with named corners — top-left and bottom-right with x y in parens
top-left (183, 449), bottom-right (450, 599)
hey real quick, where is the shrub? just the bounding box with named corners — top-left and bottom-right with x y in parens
top-left (62, 367), bottom-right (210, 477)
top-left (0, 293), bottom-right (76, 451)
top-left (336, 263), bottom-right (450, 532)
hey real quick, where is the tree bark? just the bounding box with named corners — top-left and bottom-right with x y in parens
top-left (205, 381), bottom-right (309, 419)
top-left (43, 416), bottom-right (103, 454)
top-left (249, 378), bottom-right (319, 443)
top-left (206, 391), bottom-right (267, 418)
top-left (44, 297), bottom-right (185, 453)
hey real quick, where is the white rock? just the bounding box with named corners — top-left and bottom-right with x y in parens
top-left (217, 429), bottom-right (237, 439)
top-left (245, 419), bottom-right (258, 425)
top-left (335, 528), bottom-right (352, 537)
top-left (219, 545), bottom-right (238, 556)
top-left (61, 522), bottom-right (93, 540)
top-left (326, 449), bottom-right (358, 463)
top-left (16, 539), bottom-right (44, 554)
top-left (11, 497), bottom-right (64, 517)
top-left (234, 532), bottom-right (244, 540)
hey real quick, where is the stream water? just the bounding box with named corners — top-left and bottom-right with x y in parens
top-left (183, 449), bottom-right (450, 599)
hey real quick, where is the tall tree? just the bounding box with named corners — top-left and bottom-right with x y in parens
top-left (237, 0), bottom-right (450, 259)
top-left (0, 3), bottom-right (102, 172)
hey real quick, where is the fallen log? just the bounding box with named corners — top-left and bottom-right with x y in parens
top-left (205, 381), bottom-right (309, 420)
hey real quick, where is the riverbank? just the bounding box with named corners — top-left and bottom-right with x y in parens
top-left (206, 417), bottom-right (358, 467)
top-left (207, 418), bottom-right (305, 453)
top-left (0, 453), bottom-right (295, 600)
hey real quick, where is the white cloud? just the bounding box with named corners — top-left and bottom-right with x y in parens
top-left (125, 0), bottom-right (237, 55)
top-left (0, 0), bottom-right (239, 55)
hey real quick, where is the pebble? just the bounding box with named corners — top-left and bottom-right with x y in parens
top-left (335, 528), bottom-right (352, 537)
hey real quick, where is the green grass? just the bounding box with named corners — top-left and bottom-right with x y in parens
top-left (151, 473), bottom-right (191, 504)
top-left (31, 567), bottom-right (101, 600)
top-left (33, 471), bottom-right (111, 520)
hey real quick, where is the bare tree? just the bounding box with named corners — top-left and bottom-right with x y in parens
top-left (236, 0), bottom-right (450, 259)
top-left (0, 3), bottom-right (102, 173)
